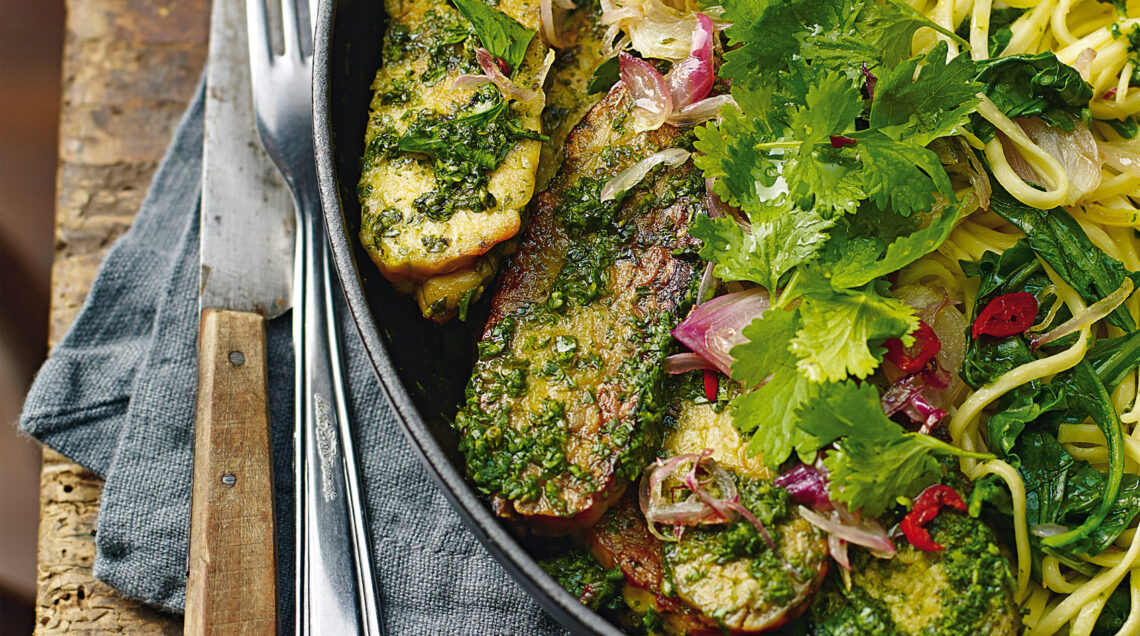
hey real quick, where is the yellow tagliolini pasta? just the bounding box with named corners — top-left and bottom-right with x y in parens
top-left (902, 0), bottom-right (1140, 633)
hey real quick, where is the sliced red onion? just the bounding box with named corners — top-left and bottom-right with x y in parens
top-left (1097, 141), bottom-right (1140, 179)
top-left (861, 63), bottom-right (878, 104)
top-left (668, 93), bottom-right (737, 126)
top-left (1029, 278), bottom-right (1134, 350)
top-left (696, 261), bottom-right (717, 305)
top-left (774, 464), bottom-right (831, 510)
top-left (828, 534), bottom-right (851, 570)
top-left (881, 374), bottom-right (948, 433)
top-left (1073, 47), bottom-right (1096, 82)
top-left (625, 0), bottom-right (697, 61)
top-left (450, 74), bottom-right (494, 91)
top-left (664, 352), bottom-right (715, 374)
top-left (639, 451), bottom-right (738, 542)
top-left (1016, 117), bottom-right (1102, 205)
top-left (619, 52), bottom-right (673, 132)
top-left (1031, 523), bottom-right (1071, 538)
top-left (540, 0), bottom-right (575, 48)
top-left (455, 47), bottom-right (541, 103)
top-left (600, 148), bottom-right (691, 202)
top-left (671, 287), bottom-right (770, 377)
top-left (890, 285), bottom-right (968, 418)
top-left (664, 13), bottom-right (714, 111)
top-left (798, 505), bottom-right (897, 568)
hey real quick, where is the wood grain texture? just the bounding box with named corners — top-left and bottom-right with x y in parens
top-left (37, 0), bottom-right (207, 632)
top-left (186, 309), bottom-right (277, 636)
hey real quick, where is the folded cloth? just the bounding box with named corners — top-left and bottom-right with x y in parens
top-left (20, 77), bottom-right (564, 634)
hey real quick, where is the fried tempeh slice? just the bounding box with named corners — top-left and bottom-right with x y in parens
top-left (654, 380), bottom-right (831, 633)
top-left (453, 85), bottom-right (705, 533)
top-left (588, 496), bottom-right (720, 636)
top-left (358, 0), bottom-right (549, 321)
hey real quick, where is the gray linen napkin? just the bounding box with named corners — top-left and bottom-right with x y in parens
top-left (20, 77), bottom-right (564, 635)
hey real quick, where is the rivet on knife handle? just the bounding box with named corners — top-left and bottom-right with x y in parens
top-left (186, 309), bottom-right (278, 635)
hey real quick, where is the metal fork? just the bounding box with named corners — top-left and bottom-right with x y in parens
top-left (246, 0), bottom-right (383, 633)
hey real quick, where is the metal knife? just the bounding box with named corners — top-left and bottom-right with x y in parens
top-left (185, 0), bottom-right (295, 632)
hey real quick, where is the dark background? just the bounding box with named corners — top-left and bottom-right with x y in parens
top-left (0, 0), bottom-right (66, 633)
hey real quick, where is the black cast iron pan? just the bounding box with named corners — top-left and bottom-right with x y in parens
top-left (312, 1), bottom-right (623, 633)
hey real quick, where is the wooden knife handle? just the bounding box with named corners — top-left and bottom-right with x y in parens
top-left (186, 309), bottom-right (278, 635)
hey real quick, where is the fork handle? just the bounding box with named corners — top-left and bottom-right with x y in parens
top-left (295, 184), bottom-right (384, 636)
top-left (186, 309), bottom-right (279, 636)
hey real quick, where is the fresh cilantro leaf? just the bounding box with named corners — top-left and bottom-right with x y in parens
top-left (798, 381), bottom-right (992, 514)
top-left (693, 105), bottom-right (782, 212)
top-left (822, 434), bottom-right (955, 515)
top-left (790, 288), bottom-right (918, 382)
top-left (828, 196), bottom-right (959, 289)
top-left (728, 307), bottom-right (817, 467)
top-left (730, 307), bottom-right (801, 386)
top-left (451, 0), bottom-right (537, 73)
top-left (796, 381), bottom-right (986, 515)
top-left (853, 0), bottom-right (967, 68)
top-left (848, 131), bottom-right (954, 218)
top-left (719, 0), bottom-right (847, 92)
top-left (972, 52), bottom-right (1093, 138)
top-left (782, 73), bottom-right (865, 215)
top-left (870, 42), bottom-right (981, 146)
top-left (690, 211), bottom-right (833, 291)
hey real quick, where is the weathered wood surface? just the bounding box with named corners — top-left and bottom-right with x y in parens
top-left (37, 0), bottom-right (208, 632)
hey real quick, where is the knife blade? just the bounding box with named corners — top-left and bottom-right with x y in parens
top-left (185, 0), bottom-right (295, 632)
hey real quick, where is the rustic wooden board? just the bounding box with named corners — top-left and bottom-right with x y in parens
top-left (37, 0), bottom-right (208, 632)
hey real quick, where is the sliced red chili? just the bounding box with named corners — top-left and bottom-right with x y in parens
top-left (900, 484), bottom-right (967, 551)
top-left (972, 292), bottom-right (1038, 339)
top-left (703, 369), bottom-right (719, 402)
top-left (830, 135), bottom-right (857, 148)
top-left (883, 321), bottom-right (941, 374)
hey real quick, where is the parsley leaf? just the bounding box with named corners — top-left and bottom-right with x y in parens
top-left (690, 210), bottom-right (833, 291)
top-left (790, 288), bottom-right (918, 382)
top-left (870, 42), bottom-right (982, 146)
top-left (451, 0), bottom-right (537, 73)
top-left (728, 308), bottom-right (817, 467)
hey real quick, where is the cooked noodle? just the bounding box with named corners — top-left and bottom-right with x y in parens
top-left (905, 1), bottom-right (1140, 631)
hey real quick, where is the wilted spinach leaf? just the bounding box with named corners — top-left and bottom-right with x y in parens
top-left (989, 188), bottom-right (1140, 332)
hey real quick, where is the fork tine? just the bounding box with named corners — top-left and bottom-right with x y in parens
top-left (280, 0), bottom-right (307, 58)
top-left (246, 0), bottom-right (273, 75)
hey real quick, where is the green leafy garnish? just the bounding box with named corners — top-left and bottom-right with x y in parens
top-left (790, 288), bottom-right (918, 382)
top-left (989, 188), bottom-right (1140, 331)
top-left (690, 210), bottom-right (833, 292)
top-left (451, 0), bottom-right (537, 73)
top-left (797, 382), bottom-right (990, 516)
top-left (870, 42), bottom-right (983, 146)
top-left (586, 56), bottom-right (619, 94)
top-left (728, 307), bottom-right (816, 468)
top-left (971, 52), bottom-right (1093, 139)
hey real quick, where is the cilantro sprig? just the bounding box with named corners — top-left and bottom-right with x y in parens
top-left (688, 0), bottom-right (995, 509)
